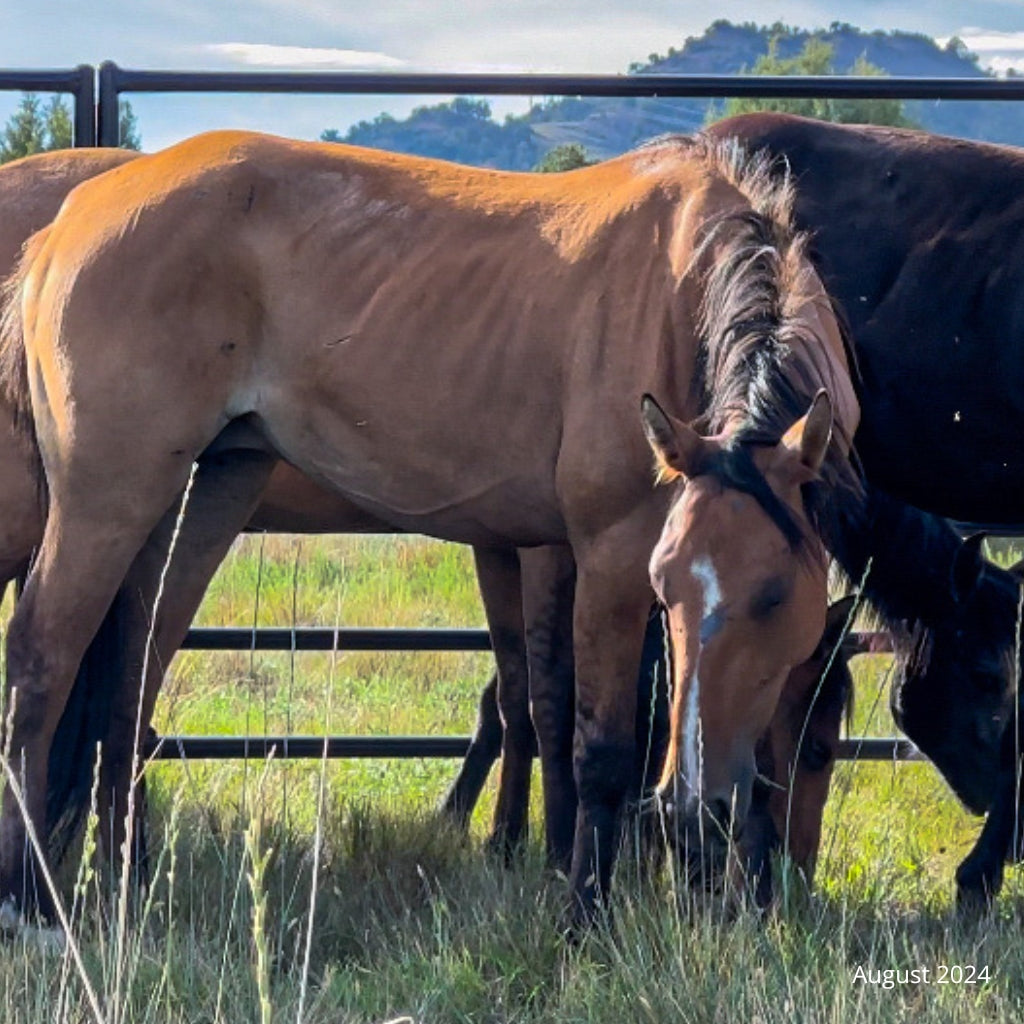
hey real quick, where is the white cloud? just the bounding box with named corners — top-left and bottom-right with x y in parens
top-left (206, 43), bottom-right (406, 70)
top-left (938, 28), bottom-right (1024, 73)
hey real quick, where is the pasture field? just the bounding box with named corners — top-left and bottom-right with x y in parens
top-left (1, 534), bottom-right (1024, 1023)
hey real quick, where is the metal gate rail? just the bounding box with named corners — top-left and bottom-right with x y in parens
top-left (95, 62), bottom-right (1024, 146)
top-left (166, 627), bottom-right (910, 762)
top-left (5, 62), bottom-right (991, 765)
top-left (0, 65), bottom-right (95, 145)
top-left (141, 733), bottom-right (922, 763)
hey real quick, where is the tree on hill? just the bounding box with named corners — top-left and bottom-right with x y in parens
top-left (710, 36), bottom-right (914, 127)
top-left (533, 143), bottom-right (593, 172)
top-left (0, 92), bottom-right (141, 163)
top-left (323, 96), bottom-right (542, 169)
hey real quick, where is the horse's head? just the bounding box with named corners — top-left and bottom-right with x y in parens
top-left (892, 538), bottom-right (1019, 815)
top-left (641, 389), bottom-right (833, 886)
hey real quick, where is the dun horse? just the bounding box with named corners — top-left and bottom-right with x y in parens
top-left (0, 148), bottom-right (841, 912)
top-left (0, 148), bottom-right (668, 875)
top-left (0, 133), bottom-right (854, 928)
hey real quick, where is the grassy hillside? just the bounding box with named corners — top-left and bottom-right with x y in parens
top-left (331, 20), bottom-right (1019, 170)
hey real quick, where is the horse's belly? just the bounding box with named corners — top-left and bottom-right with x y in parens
top-left (251, 323), bottom-right (569, 546)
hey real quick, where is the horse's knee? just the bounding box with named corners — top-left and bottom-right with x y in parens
top-left (574, 738), bottom-right (633, 812)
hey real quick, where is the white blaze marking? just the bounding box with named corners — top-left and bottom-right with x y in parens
top-left (682, 556), bottom-right (722, 795)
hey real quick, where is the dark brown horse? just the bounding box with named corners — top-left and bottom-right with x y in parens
top-left (0, 133), bottom-right (856, 931)
top-left (703, 113), bottom-right (1024, 904)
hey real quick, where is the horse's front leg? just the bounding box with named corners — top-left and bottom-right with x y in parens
top-left (955, 721), bottom-right (1022, 909)
top-left (567, 529), bottom-right (654, 925)
top-left (520, 544), bottom-right (577, 872)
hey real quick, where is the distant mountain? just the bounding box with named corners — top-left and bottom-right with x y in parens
top-left (332, 21), bottom-right (1024, 169)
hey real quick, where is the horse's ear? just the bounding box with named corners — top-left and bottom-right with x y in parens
top-left (822, 594), bottom-right (857, 654)
top-left (951, 533), bottom-right (987, 604)
top-left (640, 394), bottom-right (705, 481)
top-left (779, 389), bottom-right (833, 479)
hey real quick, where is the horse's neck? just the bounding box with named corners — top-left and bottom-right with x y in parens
top-left (827, 486), bottom-right (975, 630)
top-left (786, 272), bottom-right (860, 450)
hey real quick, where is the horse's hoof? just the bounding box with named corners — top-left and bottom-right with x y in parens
top-left (0, 897), bottom-right (20, 933)
top-left (955, 858), bottom-right (1001, 914)
top-left (0, 898), bottom-right (65, 953)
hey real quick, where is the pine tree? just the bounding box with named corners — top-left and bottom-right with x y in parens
top-left (0, 93), bottom-right (142, 163)
top-left (119, 100), bottom-right (142, 150)
top-left (710, 37), bottom-right (914, 128)
top-left (0, 93), bottom-right (47, 162)
top-left (44, 95), bottom-right (73, 150)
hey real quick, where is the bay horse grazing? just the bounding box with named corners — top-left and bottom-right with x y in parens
top-left (702, 112), bottom-right (1024, 904)
top-left (0, 131), bottom-right (853, 929)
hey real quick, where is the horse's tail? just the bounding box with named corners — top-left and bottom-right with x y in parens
top-left (0, 227), bottom-right (48, 503)
top-left (0, 228), bottom-right (127, 861)
top-left (46, 585), bottom-right (129, 863)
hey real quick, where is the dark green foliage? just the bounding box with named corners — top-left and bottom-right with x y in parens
top-left (0, 93), bottom-right (141, 162)
top-left (533, 142), bottom-right (594, 172)
top-left (713, 36), bottom-right (915, 127)
top-left (324, 96), bottom-right (543, 169)
top-left (0, 94), bottom-right (51, 162)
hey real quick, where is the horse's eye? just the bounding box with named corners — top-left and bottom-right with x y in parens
top-left (749, 576), bottom-right (789, 621)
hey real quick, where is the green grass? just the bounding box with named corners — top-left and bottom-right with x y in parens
top-left (1, 533), bottom-right (1023, 1023)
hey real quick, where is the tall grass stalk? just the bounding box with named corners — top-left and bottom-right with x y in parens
top-left (246, 799), bottom-right (274, 1024)
top-left (113, 461), bottom-right (198, 1024)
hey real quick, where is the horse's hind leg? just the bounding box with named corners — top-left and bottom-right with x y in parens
top-left (93, 450), bottom-right (278, 878)
top-left (438, 670), bottom-right (503, 829)
top-left (472, 547), bottom-right (533, 860)
top-left (0, 462), bottom-right (197, 924)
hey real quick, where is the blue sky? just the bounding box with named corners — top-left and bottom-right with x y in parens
top-left (2, 1), bottom-right (1024, 149)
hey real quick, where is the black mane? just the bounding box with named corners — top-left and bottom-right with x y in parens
top-left (683, 142), bottom-right (862, 561)
top-left (684, 137), bottom-right (1013, 662)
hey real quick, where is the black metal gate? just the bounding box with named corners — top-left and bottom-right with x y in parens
top-left (6, 63), bottom-right (1020, 763)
